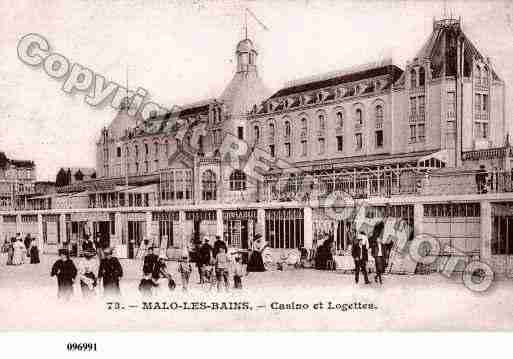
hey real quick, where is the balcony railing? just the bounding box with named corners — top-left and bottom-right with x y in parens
top-left (262, 168), bottom-right (419, 203)
top-left (7, 169), bottom-right (513, 212)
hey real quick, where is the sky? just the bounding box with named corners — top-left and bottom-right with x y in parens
top-left (1, 0), bottom-right (513, 180)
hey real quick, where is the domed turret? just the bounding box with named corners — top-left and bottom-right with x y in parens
top-left (220, 38), bottom-right (270, 121)
top-left (236, 38), bottom-right (258, 73)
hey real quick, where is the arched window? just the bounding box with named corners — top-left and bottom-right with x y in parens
top-left (154, 142), bottom-right (159, 156)
top-left (355, 108), bottom-right (363, 126)
top-left (410, 68), bottom-right (417, 88)
top-left (301, 118), bottom-right (307, 135)
top-left (229, 170), bottom-right (247, 191)
top-left (419, 67), bottom-right (425, 86)
top-left (475, 66), bottom-right (481, 84)
top-left (375, 105), bottom-right (383, 126)
top-left (482, 67), bottom-right (489, 86)
top-left (164, 141), bottom-right (170, 157)
top-left (285, 121), bottom-right (291, 137)
top-left (135, 145), bottom-right (139, 158)
top-left (269, 123), bottom-right (275, 139)
top-left (254, 125), bottom-right (260, 143)
top-left (336, 111), bottom-right (344, 127)
top-left (201, 170), bottom-right (217, 201)
top-left (318, 114), bottom-right (325, 130)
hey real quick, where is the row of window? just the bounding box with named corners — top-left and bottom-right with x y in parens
top-left (257, 79), bottom-right (386, 115)
top-left (424, 203), bottom-right (481, 218)
top-left (160, 169), bottom-right (250, 203)
top-left (255, 104), bottom-right (385, 143)
top-left (267, 130), bottom-right (384, 158)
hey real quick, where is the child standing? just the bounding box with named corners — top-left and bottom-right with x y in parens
top-left (215, 247), bottom-right (230, 292)
top-left (177, 255), bottom-right (192, 291)
top-left (233, 256), bottom-right (244, 289)
top-left (138, 272), bottom-right (158, 297)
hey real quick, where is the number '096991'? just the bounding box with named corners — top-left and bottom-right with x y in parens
top-left (66, 343), bottom-right (97, 351)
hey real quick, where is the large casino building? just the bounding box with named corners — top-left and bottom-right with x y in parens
top-left (4, 18), bottom-right (513, 275)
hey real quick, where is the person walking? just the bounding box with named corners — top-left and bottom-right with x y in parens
top-left (371, 237), bottom-right (386, 285)
top-left (232, 256), bottom-right (244, 289)
top-left (247, 234), bottom-right (266, 272)
top-left (24, 234), bottom-right (32, 259)
top-left (98, 248), bottom-right (123, 297)
top-left (79, 251), bottom-right (98, 298)
top-left (29, 238), bottom-right (40, 264)
top-left (214, 247), bottom-right (230, 292)
top-left (351, 231), bottom-right (370, 285)
top-left (199, 238), bottom-right (212, 284)
top-left (6, 238), bottom-right (15, 265)
top-left (142, 246), bottom-right (159, 280)
top-left (12, 238), bottom-right (26, 265)
top-left (82, 235), bottom-right (95, 255)
top-left (51, 249), bottom-right (78, 301)
top-left (138, 272), bottom-right (158, 297)
top-left (94, 234), bottom-right (104, 260)
top-left (177, 255), bottom-right (192, 291)
top-left (213, 235), bottom-right (227, 258)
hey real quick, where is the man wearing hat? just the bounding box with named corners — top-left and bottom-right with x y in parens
top-left (50, 248), bottom-right (78, 300)
top-left (213, 235), bottom-right (227, 258)
top-left (78, 250), bottom-right (98, 298)
top-left (351, 231), bottom-right (370, 285)
top-left (142, 246), bottom-right (159, 279)
top-left (98, 247), bottom-right (123, 296)
top-left (198, 237), bottom-right (212, 284)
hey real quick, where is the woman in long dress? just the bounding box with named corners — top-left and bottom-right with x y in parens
top-left (79, 251), bottom-right (98, 298)
top-left (247, 235), bottom-right (266, 272)
top-left (29, 239), bottom-right (40, 264)
top-left (6, 239), bottom-right (14, 265)
top-left (12, 239), bottom-right (26, 265)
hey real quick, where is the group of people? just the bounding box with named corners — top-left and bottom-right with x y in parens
top-left (49, 235), bottom-right (250, 300)
top-left (351, 222), bottom-right (391, 285)
top-left (188, 235), bottom-right (245, 293)
top-left (3, 233), bottom-right (40, 266)
top-left (50, 247), bottom-right (123, 300)
top-left (311, 222), bottom-right (392, 286)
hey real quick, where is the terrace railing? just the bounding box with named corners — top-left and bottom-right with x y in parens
top-left (261, 168), bottom-right (419, 203)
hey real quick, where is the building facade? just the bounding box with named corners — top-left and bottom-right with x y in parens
top-left (0, 151), bottom-right (36, 211)
top-left (4, 18), bottom-right (513, 277)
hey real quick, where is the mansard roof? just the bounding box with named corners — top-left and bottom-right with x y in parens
top-left (412, 18), bottom-right (501, 80)
top-left (123, 99), bottom-right (212, 139)
top-left (269, 62), bottom-right (403, 100)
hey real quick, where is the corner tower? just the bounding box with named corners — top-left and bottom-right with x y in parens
top-left (219, 37), bottom-right (270, 141)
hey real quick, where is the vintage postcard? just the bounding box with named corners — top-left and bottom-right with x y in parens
top-left (1, 0), bottom-right (513, 336)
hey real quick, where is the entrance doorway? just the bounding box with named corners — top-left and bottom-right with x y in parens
top-left (94, 221), bottom-right (111, 249)
top-left (225, 220), bottom-right (249, 249)
top-left (128, 220), bottom-right (145, 259)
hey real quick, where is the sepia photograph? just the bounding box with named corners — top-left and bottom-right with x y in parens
top-left (1, 0), bottom-right (513, 341)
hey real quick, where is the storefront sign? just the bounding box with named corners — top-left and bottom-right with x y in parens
top-left (152, 211), bottom-right (179, 221)
top-left (185, 210), bottom-right (217, 221)
top-left (223, 209), bottom-right (258, 221)
top-left (312, 163), bottom-right (334, 171)
top-left (71, 212), bottom-right (109, 222)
